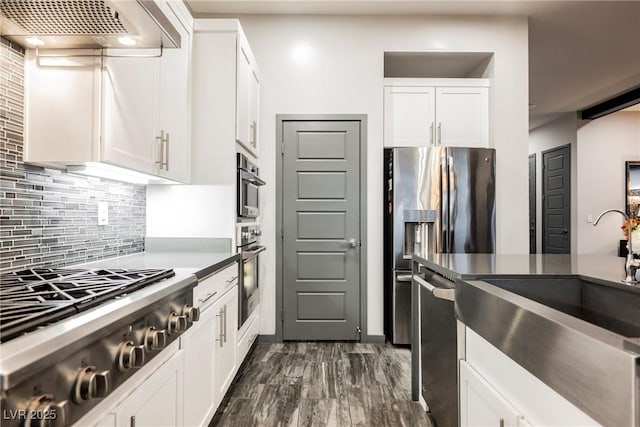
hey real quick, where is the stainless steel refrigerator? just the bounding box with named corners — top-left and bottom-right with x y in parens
top-left (383, 146), bottom-right (496, 344)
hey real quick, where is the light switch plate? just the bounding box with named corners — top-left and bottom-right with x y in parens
top-left (98, 202), bottom-right (109, 225)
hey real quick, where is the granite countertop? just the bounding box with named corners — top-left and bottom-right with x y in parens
top-left (412, 252), bottom-right (631, 284)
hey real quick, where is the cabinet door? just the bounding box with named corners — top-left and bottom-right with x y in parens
top-left (101, 53), bottom-right (158, 174)
top-left (156, 0), bottom-right (191, 183)
top-left (383, 86), bottom-right (436, 147)
top-left (213, 286), bottom-right (238, 401)
top-left (248, 66), bottom-right (260, 152)
top-left (236, 38), bottom-right (251, 148)
top-left (115, 349), bottom-right (184, 427)
top-left (435, 87), bottom-right (489, 147)
top-left (182, 306), bottom-right (217, 427)
top-left (460, 360), bottom-right (522, 427)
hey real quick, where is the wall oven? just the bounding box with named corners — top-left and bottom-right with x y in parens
top-left (237, 224), bottom-right (265, 329)
top-left (237, 153), bottom-right (265, 221)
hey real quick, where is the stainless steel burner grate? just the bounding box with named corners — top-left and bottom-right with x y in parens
top-left (0, 268), bottom-right (175, 342)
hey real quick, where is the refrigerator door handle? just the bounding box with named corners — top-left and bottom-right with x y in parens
top-left (440, 154), bottom-right (449, 253)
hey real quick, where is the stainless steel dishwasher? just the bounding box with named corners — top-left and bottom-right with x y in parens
top-left (414, 267), bottom-right (457, 427)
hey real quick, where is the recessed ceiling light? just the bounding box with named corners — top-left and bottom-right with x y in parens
top-left (118, 36), bottom-right (137, 46)
top-left (25, 37), bottom-right (44, 47)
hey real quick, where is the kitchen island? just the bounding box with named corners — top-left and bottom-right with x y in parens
top-left (412, 253), bottom-right (640, 427)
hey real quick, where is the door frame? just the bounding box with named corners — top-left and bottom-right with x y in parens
top-left (528, 153), bottom-right (536, 254)
top-left (275, 114), bottom-right (368, 342)
top-left (541, 144), bottom-right (571, 254)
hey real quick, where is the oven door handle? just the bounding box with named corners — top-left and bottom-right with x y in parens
top-left (240, 170), bottom-right (266, 186)
top-left (242, 246), bottom-right (266, 260)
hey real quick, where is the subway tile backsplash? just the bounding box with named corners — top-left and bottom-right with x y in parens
top-left (0, 38), bottom-right (145, 273)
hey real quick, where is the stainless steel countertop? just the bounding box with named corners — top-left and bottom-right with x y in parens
top-left (412, 253), bottom-right (630, 283)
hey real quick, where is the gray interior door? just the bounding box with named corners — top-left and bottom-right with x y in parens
top-left (542, 145), bottom-right (570, 253)
top-left (529, 154), bottom-right (536, 253)
top-left (281, 120), bottom-right (361, 340)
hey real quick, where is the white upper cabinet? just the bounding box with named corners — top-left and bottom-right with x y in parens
top-left (191, 19), bottom-right (261, 185)
top-left (101, 53), bottom-right (158, 174)
top-left (436, 86), bottom-right (489, 147)
top-left (236, 30), bottom-right (261, 155)
top-left (24, 0), bottom-right (192, 183)
top-left (384, 85), bottom-right (436, 147)
top-left (383, 78), bottom-right (489, 148)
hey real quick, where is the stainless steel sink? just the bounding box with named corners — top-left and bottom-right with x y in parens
top-left (482, 276), bottom-right (640, 338)
top-left (456, 275), bottom-right (640, 427)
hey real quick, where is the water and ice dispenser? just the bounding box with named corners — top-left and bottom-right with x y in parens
top-left (402, 210), bottom-right (436, 258)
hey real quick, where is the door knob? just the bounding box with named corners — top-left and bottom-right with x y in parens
top-left (348, 238), bottom-right (358, 248)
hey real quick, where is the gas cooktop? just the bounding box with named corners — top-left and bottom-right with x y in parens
top-left (0, 267), bottom-right (175, 342)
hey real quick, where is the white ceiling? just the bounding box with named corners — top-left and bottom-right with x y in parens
top-left (185, 0), bottom-right (640, 125)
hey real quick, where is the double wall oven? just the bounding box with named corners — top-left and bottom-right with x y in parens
top-left (236, 152), bottom-right (265, 330)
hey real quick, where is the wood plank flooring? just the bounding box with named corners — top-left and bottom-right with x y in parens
top-left (210, 342), bottom-right (434, 427)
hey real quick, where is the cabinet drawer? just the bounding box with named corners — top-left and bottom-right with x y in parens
top-left (194, 262), bottom-right (238, 311)
top-left (236, 309), bottom-right (259, 366)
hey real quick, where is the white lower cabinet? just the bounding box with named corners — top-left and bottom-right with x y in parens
top-left (212, 286), bottom-right (238, 399)
top-left (464, 327), bottom-right (600, 427)
top-left (236, 308), bottom-right (259, 367)
top-left (182, 304), bottom-right (217, 427)
top-left (92, 347), bottom-right (184, 427)
top-left (460, 360), bottom-right (524, 427)
top-left (182, 280), bottom-right (238, 427)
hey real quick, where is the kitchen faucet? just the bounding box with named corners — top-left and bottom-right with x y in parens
top-left (593, 209), bottom-right (640, 284)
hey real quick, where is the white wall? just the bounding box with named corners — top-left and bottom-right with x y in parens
top-left (528, 114), bottom-right (578, 252)
top-left (146, 185), bottom-right (235, 240)
top-left (235, 14), bottom-right (529, 337)
top-left (576, 111), bottom-right (640, 255)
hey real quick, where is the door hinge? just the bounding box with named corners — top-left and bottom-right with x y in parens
top-left (280, 309), bottom-right (285, 322)
top-left (281, 142), bottom-right (284, 156)
top-left (356, 326), bottom-right (362, 335)
top-left (281, 226), bottom-right (284, 239)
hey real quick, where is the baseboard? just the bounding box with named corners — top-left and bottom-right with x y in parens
top-left (256, 334), bottom-right (277, 343)
top-left (362, 334), bottom-right (386, 344)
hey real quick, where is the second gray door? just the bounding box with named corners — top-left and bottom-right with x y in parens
top-left (542, 145), bottom-right (570, 253)
top-left (281, 120), bottom-right (361, 340)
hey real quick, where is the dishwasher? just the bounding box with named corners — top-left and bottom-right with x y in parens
top-left (414, 267), bottom-right (457, 427)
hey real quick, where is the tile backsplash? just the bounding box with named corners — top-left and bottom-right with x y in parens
top-left (0, 38), bottom-right (145, 273)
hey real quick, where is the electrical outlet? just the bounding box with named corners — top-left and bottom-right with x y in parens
top-left (98, 202), bottom-right (109, 225)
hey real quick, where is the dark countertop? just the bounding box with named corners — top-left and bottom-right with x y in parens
top-left (412, 252), bottom-right (631, 283)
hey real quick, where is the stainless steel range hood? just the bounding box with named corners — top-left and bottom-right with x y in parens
top-left (0, 0), bottom-right (181, 50)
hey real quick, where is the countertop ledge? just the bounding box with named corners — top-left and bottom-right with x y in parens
top-left (412, 253), bottom-right (634, 285)
top-left (77, 249), bottom-right (241, 281)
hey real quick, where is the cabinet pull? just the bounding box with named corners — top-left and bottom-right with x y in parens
top-left (155, 130), bottom-right (169, 171)
top-left (225, 275), bottom-right (238, 287)
top-left (249, 121), bottom-right (256, 146)
top-left (130, 416), bottom-right (136, 427)
top-left (155, 131), bottom-right (164, 167)
top-left (430, 122), bottom-right (434, 146)
top-left (437, 122), bottom-right (442, 145)
top-left (198, 291), bottom-right (217, 304)
top-left (216, 309), bottom-right (224, 347)
top-left (164, 132), bottom-right (169, 171)
top-left (223, 305), bottom-right (228, 343)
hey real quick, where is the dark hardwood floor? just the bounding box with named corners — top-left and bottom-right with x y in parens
top-left (210, 342), bottom-right (434, 427)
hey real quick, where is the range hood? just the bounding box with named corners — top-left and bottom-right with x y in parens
top-left (0, 0), bottom-right (180, 50)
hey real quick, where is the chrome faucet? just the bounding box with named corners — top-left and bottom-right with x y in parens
top-left (593, 209), bottom-right (639, 284)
